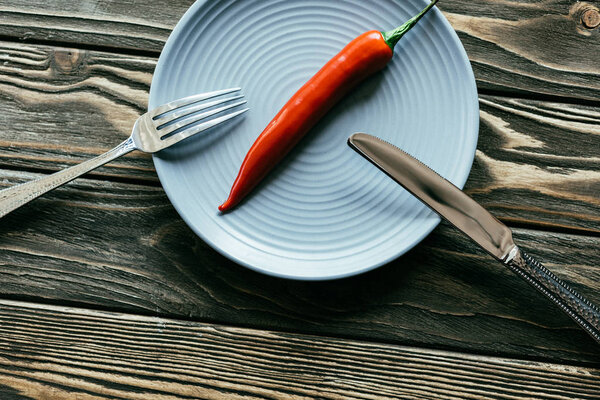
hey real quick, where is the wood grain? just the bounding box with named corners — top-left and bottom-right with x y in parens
top-left (0, 168), bottom-right (599, 364)
top-left (0, 0), bottom-right (180, 53)
top-left (0, 41), bottom-right (154, 181)
top-left (472, 96), bottom-right (600, 232)
top-left (0, 300), bottom-right (598, 400)
top-left (439, 0), bottom-right (600, 100)
top-left (0, 0), bottom-right (597, 100)
top-left (0, 41), bottom-right (598, 231)
top-left (0, 0), bottom-right (597, 381)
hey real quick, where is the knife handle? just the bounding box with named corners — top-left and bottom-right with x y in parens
top-left (505, 247), bottom-right (600, 343)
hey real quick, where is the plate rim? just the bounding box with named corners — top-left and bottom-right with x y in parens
top-left (149, 0), bottom-right (479, 280)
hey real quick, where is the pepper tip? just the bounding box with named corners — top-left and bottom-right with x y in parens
top-left (218, 199), bottom-right (234, 213)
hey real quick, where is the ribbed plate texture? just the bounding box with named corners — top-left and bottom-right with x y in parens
top-left (149, 0), bottom-right (479, 280)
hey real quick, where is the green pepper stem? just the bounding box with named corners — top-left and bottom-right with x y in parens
top-left (382, 0), bottom-right (438, 50)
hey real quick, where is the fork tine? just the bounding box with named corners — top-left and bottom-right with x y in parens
top-left (158, 100), bottom-right (247, 138)
top-left (155, 94), bottom-right (244, 128)
top-left (161, 108), bottom-right (249, 148)
top-left (150, 88), bottom-right (241, 118)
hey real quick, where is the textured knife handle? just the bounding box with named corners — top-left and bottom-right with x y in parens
top-left (506, 247), bottom-right (600, 343)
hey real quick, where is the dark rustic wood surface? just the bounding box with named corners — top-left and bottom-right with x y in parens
top-left (0, 300), bottom-right (599, 400)
top-left (0, 0), bottom-right (598, 100)
top-left (0, 42), bottom-right (597, 231)
top-left (0, 0), bottom-right (598, 398)
top-left (1, 168), bottom-right (599, 364)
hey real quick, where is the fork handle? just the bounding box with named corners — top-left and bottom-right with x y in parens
top-left (0, 137), bottom-right (136, 218)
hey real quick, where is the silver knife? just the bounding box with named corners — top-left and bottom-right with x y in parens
top-left (348, 132), bottom-right (600, 343)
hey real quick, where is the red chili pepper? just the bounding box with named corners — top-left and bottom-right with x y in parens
top-left (219, 0), bottom-right (438, 212)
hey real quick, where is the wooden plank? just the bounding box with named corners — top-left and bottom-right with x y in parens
top-left (439, 0), bottom-right (600, 100)
top-left (0, 1), bottom-right (598, 100)
top-left (472, 96), bottom-right (600, 233)
top-left (0, 41), bottom-right (155, 182)
top-left (0, 41), bottom-right (598, 230)
top-left (0, 169), bottom-right (599, 363)
top-left (0, 300), bottom-right (598, 400)
top-left (0, 0), bottom-right (181, 54)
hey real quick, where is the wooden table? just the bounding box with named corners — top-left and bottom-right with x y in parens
top-left (0, 1), bottom-right (599, 398)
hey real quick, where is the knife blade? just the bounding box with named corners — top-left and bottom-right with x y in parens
top-left (348, 132), bottom-right (600, 343)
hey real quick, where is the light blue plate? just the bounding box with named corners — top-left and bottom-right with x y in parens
top-left (149, 0), bottom-right (478, 280)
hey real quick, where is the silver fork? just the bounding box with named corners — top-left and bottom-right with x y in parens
top-left (0, 88), bottom-right (248, 218)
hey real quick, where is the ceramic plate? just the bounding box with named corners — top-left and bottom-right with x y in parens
top-left (149, 0), bottom-right (478, 280)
